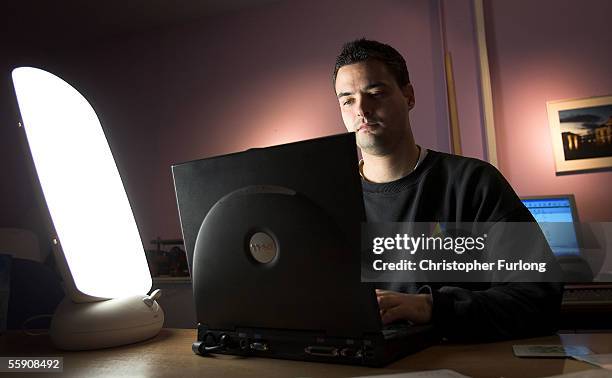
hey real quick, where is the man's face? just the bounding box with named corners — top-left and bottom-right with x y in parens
top-left (335, 60), bottom-right (414, 156)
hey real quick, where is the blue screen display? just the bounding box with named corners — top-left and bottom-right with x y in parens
top-left (521, 198), bottom-right (580, 257)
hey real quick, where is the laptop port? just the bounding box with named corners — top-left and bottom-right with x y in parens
top-left (304, 346), bottom-right (339, 357)
top-left (340, 347), bottom-right (360, 358)
top-left (363, 346), bottom-right (375, 359)
top-left (250, 342), bottom-right (269, 351)
top-left (239, 339), bottom-right (248, 350)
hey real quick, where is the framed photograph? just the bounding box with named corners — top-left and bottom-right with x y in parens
top-left (547, 95), bottom-right (612, 174)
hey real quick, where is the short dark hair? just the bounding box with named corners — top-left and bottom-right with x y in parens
top-left (333, 38), bottom-right (410, 88)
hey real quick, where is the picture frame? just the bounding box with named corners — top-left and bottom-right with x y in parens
top-left (547, 95), bottom-right (612, 174)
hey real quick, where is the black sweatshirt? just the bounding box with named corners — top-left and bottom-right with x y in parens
top-left (361, 149), bottom-right (563, 341)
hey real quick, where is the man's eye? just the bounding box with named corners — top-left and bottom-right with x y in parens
top-left (342, 98), bottom-right (354, 106)
top-left (370, 91), bottom-right (385, 98)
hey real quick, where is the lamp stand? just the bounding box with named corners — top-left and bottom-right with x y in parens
top-left (50, 291), bottom-right (164, 350)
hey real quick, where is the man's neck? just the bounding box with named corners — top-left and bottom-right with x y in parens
top-left (361, 142), bottom-right (420, 183)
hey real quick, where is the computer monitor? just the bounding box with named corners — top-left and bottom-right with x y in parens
top-left (521, 195), bottom-right (581, 257)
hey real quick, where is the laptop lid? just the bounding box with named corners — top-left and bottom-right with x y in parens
top-left (172, 133), bottom-right (380, 337)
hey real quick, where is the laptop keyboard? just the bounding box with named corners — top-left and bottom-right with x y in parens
top-left (563, 288), bottom-right (612, 305)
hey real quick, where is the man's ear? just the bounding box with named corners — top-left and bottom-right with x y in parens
top-left (401, 84), bottom-right (415, 110)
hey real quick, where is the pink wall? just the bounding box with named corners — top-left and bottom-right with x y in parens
top-left (125, 0), bottom-right (452, 241)
top-left (485, 0), bottom-right (612, 221)
top-left (0, 0), bottom-right (451, 245)
top-left (7, 0), bottom-right (608, 252)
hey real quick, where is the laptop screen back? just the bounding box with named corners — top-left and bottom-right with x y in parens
top-left (171, 133), bottom-right (380, 336)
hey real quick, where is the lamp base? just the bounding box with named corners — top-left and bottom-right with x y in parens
top-left (50, 294), bottom-right (164, 350)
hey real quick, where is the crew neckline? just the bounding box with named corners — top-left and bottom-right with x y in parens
top-left (361, 149), bottom-right (437, 194)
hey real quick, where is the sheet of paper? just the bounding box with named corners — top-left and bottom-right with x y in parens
top-left (513, 345), bottom-right (593, 358)
top-left (353, 369), bottom-right (471, 378)
top-left (543, 368), bottom-right (612, 377)
top-left (572, 353), bottom-right (612, 370)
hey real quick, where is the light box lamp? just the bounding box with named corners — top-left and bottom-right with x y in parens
top-left (11, 67), bottom-right (164, 350)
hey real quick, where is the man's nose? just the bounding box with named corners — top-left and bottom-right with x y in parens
top-left (356, 96), bottom-right (373, 118)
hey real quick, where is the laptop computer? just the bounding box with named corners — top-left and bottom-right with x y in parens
top-left (172, 133), bottom-right (436, 366)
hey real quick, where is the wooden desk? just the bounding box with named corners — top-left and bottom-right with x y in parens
top-left (1, 329), bottom-right (610, 377)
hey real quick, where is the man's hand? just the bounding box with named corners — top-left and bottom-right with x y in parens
top-left (376, 289), bottom-right (433, 325)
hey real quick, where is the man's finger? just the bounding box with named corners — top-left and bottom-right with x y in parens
top-left (380, 306), bottom-right (408, 325)
top-left (375, 289), bottom-right (395, 298)
top-left (377, 294), bottom-right (404, 310)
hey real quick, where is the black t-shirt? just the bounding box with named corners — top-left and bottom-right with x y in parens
top-left (362, 150), bottom-right (563, 341)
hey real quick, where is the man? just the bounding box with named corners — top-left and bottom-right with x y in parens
top-left (333, 38), bottom-right (562, 341)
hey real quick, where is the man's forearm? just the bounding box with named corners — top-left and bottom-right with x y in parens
top-left (430, 282), bottom-right (563, 341)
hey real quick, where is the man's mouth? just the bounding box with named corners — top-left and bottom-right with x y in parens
top-left (357, 123), bottom-right (380, 132)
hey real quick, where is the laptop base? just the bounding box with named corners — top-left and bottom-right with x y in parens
top-left (193, 323), bottom-right (437, 367)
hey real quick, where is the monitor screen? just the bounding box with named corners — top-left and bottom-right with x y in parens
top-left (521, 196), bottom-right (580, 257)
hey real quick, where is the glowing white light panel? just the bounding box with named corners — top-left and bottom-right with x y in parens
top-left (12, 67), bottom-right (151, 300)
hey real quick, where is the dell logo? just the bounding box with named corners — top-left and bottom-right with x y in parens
top-left (250, 242), bottom-right (274, 253)
top-left (248, 232), bottom-right (277, 264)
